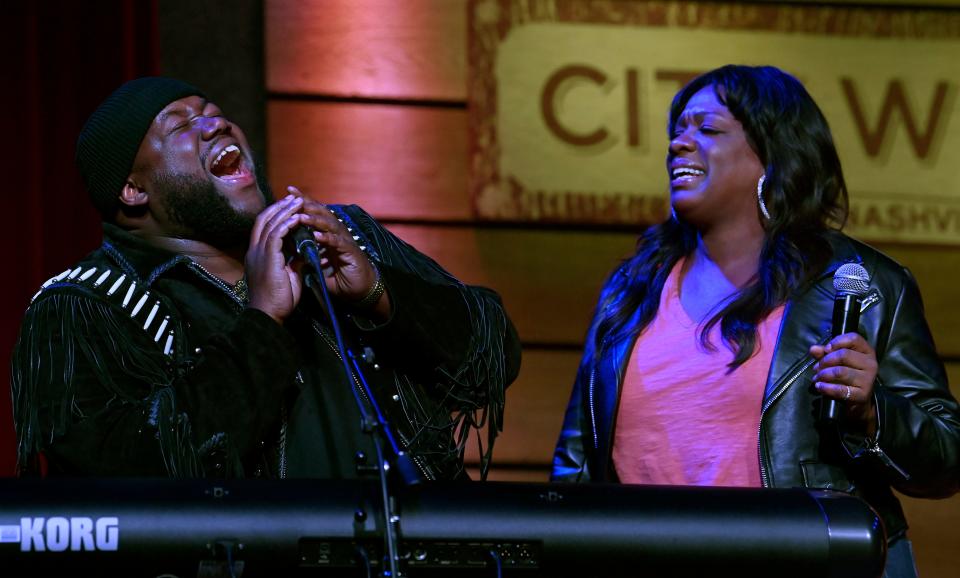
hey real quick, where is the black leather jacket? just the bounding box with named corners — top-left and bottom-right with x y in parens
top-left (13, 205), bottom-right (520, 481)
top-left (552, 232), bottom-right (960, 539)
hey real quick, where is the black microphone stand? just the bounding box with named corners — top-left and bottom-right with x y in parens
top-left (295, 235), bottom-right (411, 578)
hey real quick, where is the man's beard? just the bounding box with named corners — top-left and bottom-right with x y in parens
top-left (154, 167), bottom-right (272, 250)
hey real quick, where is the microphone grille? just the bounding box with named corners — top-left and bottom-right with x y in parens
top-left (833, 263), bottom-right (870, 296)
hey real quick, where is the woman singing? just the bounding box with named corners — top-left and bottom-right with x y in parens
top-left (552, 65), bottom-right (959, 577)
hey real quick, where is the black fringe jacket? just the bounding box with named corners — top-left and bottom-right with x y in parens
top-left (12, 205), bottom-right (520, 480)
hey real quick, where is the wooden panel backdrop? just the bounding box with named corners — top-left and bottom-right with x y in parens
top-left (265, 1), bottom-right (960, 575)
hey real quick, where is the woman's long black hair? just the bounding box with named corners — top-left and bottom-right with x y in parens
top-left (587, 65), bottom-right (848, 369)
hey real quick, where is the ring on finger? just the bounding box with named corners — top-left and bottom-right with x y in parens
top-left (843, 385), bottom-right (852, 401)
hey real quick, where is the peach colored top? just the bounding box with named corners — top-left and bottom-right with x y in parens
top-left (612, 260), bottom-right (784, 487)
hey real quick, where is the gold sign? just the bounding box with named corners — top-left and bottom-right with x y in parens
top-left (468, 0), bottom-right (960, 244)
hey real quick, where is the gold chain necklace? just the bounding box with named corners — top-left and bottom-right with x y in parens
top-left (232, 276), bottom-right (249, 303)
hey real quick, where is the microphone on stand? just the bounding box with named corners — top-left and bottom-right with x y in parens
top-left (287, 225), bottom-right (332, 278)
top-left (821, 262), bottom-right (871, 422)
top-left (288, 219), bottom-right (410, 576)
top-left (289, 225), bottom-right (320, 262)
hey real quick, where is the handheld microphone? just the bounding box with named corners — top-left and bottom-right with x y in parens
top-left (821, 263), bottom-right (870, 422)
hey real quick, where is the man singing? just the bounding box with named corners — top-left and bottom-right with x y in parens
top-left (12, 77), bottom-right (520, 480)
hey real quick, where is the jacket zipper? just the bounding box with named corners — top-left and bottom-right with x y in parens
top-left (311, 320), bottom-right (373, 407)
top-left (840, 385), bottom-right (909, 480)
top-left (588, 368), bottom-right (599, 450)
top-left (310, 320), bottom-right (434, 481)
top-left (863, 435), bottom-right (910, 480)
top-left (757, 357), bottom-right (818, 487)
top-left (757, 289), bottom-right (883, 487)
top-left (187, 263), bottom-right (245, 308)
top-left (589, 334), bottom-right (616, 454)
top-left (278, 400), bottom-right (290, 479)
top-left (590, 332), bottom-right (640, 473)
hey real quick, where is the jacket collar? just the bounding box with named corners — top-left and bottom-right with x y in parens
top-left (816, 231), bottom-right (866, 282)
top-left (100, 222), bottom-right (195, 287)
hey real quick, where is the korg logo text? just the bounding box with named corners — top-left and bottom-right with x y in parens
top-left (15, 517), bottom-right (119, 552)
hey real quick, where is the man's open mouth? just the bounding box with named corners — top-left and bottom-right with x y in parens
top-left (210, 144), bottom-right (245, 179)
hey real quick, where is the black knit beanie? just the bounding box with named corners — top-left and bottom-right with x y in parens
top-left (76, 77), bottom-right (205, 217)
